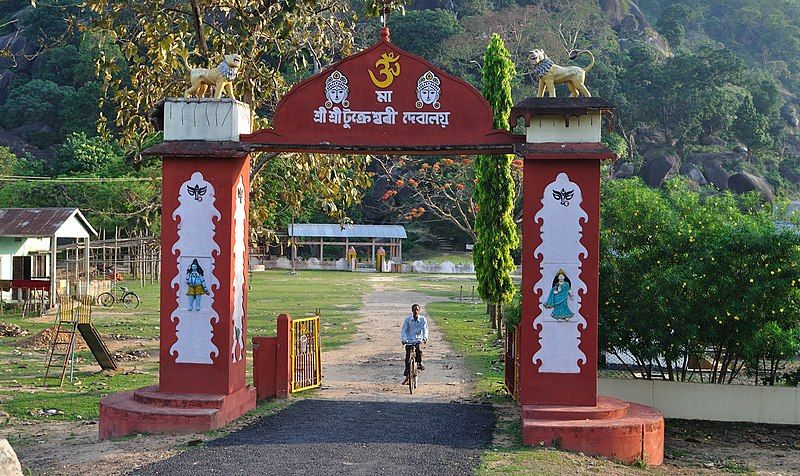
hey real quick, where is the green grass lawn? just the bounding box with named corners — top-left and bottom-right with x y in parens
top-left (0, 270), bottom-right (372, 422)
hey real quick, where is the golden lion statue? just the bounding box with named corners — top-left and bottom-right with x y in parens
top-left (183, 53), bottom-right (243, 100)
top-left (529, 49), bottom-right (594, 98)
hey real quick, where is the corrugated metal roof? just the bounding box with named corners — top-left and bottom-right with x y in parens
top-left (289, 224), bottom-right (407, 239)
top-left (0, 208), bottom-right (97, 237)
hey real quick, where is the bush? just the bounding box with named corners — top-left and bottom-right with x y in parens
top-left (600, 177), bottom-right (800, 384)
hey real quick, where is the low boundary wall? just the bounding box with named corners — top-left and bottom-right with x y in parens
top-left (599, 377), bottom-right (800, 424)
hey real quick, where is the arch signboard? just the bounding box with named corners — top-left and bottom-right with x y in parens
top-left (242, 29), bottom-right (521, 155)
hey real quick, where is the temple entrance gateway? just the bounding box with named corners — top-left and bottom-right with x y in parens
top-left (98, 27), bottom-right (664, 465)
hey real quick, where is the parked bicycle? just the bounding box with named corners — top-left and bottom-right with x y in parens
top-left (97, 286), bottom-right (140, 309)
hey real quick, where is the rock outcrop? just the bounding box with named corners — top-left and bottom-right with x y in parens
top-left (728, 171), bottom-right (776, 202)
top-left (641, 150), bottom-right (679, 187)
top-left (0, 439), bottom-right (22, 476)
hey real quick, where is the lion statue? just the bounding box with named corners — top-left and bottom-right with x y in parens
top-left (529, 49), bottom-right (594, 98)
top-left (183, 53), bottom-right (243, 100)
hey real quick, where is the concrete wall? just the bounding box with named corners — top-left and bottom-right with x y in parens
top-left (599, 377), bottom-right (800, 424)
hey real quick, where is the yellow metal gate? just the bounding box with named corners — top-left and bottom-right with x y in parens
top-left (291, 313), bottom-right (322, 392)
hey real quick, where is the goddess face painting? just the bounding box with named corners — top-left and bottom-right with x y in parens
top-left (416, 71), bottom-right (441, 109)
top-left (324, 71), bottom-right (350, 108)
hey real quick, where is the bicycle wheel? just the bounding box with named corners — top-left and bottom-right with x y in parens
top-left (98, 292), bottom-right (115, 307)
top-left (122, 292), bottom-right (140, 309)
top-left (408, 355), bottom-right (416, 394)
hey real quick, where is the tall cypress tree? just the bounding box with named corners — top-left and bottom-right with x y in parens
top-left (474, 34), bottom-right (519, 337)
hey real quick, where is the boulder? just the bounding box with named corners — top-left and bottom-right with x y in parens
top-left (613, 162), bottom-right (635, 179)
top-left (733, 144), bottom-right (749, 154)
top-left (703, 162), bottom-right (730, 190)
top-left (680, 163), bottom-right (708, 186)
top-left (599, 0), bottom-right (625, 27)
top-left (779, 162), bottom-right (800, 184)
top-left (684, 152), bottom-right (743, 190)
top-left (0, 439), bottom-right (22, 476)
top-left (634, 126), bottom-right (667, 147)
top-left (640, 150), bottom-right (679, 187)
top-left (0, 34), bottom-right (38, 73)
top-left (781, 103), bottom-right (799, 129)
top-left (728, 172), bottom-right (776, 202)
top-left (0, 70), bottom-right (19, 104)
top-left (699, 135), bottom-right (726, 148)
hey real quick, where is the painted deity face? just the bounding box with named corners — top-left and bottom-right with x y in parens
top-left (324, 71), bottom-right (350, 108)
top-left (191, 263), bottom-right (198, 272)
top-left (416, 71), bottom-right (441, 109)
top-left (420, 86), bottom-right (439, 105)
top-left (557, 273), bottom-right (565, 283)
top-left (327, 86), bottom-right (347, 104)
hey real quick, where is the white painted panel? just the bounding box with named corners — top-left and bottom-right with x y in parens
top-left (169, 171), bottom-right (222, 364)
top-left (526, 113), bottom-right (602, 143)
top-left (532, 172), bottom-right (588, 373)
top-left (231, 175), bottom-right (246, 362)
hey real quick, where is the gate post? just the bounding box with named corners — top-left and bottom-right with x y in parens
top-left (276, 313), bottom-right (292, 397)
top-left (99, 98), bottom-right (256, 439)
top-left (512, 98), bottom-right (664, 465)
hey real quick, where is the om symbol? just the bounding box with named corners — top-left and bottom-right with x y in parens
top-left (369, 53), bottom-right (400, 88)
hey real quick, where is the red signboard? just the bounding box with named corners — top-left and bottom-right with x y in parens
top-left (242, 29), bottom-right (520, 155)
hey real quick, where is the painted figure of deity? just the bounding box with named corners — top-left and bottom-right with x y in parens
top-left (543, 269), bottom-right (574, 320)
top-left (324, 71), bottom-right (350, 108)
top-left (186, 258), bottom-right (209, 311)
top-left (415, 71), bottom-right (441, 109)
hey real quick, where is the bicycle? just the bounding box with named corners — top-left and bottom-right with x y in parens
top-left (404, 342), bottom-right (425, 394)
top-left (97, 286), bottom-right (140, 309)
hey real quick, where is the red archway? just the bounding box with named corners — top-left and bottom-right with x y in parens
top-left (104, 27), bottom-right (663, 467)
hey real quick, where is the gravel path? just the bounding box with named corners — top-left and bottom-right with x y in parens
top-left (134, 276), bottom-right (494, 476)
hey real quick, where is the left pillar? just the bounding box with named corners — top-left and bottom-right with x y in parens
top-left (100, 98), bottom-right (256, 439)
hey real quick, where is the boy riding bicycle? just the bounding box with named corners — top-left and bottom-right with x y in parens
top-left (401, 303), bottom-right (429, 386)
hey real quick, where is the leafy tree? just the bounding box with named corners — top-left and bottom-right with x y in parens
top-left (474, 33), bottom-right (518, 336)
top-left (732, 95), bottom-right (771, 153)
top-left (0, 147), bottom-right (18, 176)
top-left (656, 3), bottom-right (694, 48)
top-left (86, 0), bottom-right (372, 233)
top-left (390, 9), bottom-right (461, 60)
top-left (0, 79), bottom-right (69, 128)
top-left (51, 132), bottom-right (122, 176)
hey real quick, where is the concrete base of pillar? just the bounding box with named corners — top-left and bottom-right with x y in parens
top-left (522, 396), bottom-right (664, 465)
top-left (99, 385), bottom-right (256, 440)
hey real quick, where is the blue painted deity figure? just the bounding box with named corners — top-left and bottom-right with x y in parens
top-left (543, 269), bottom-right (574, 320)
top-left (186, 258), bottom-right (209, 311)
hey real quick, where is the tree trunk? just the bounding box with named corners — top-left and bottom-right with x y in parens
top-left (489, 303), bottom-right (497, 329)
top-left (496, 303), bottom-right (502, 340)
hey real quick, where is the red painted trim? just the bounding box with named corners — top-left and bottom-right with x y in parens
top-left (276, 314), bottom-right (292, 398)
top-left (253, 336), bottom-right (277, 400)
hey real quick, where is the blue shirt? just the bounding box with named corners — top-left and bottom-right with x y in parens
top-left (401, 315), bottom-right (429, 344)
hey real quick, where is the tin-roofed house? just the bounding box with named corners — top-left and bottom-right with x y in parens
top-left (0, 208), bottom-right (97, 307)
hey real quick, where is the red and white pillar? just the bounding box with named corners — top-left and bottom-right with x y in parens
top-left (100, 99), bottom-right (256, 439)
top-left (513, 98), bottom-right (664, 465)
